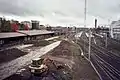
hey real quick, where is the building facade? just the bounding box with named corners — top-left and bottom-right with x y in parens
top-left (110, 20), bottom-right (120, 40)
top-left (31, 20), bottom-right (39, 29)
top-left (21, 21), bottom-right (32, 29)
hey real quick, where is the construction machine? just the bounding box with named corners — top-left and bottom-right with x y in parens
top-left (29, 58), bottom-right (48, 76)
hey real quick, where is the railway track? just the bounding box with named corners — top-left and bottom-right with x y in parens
top-left (91, 49), bottom-right (120, 80)
top-left (93, 33), bottom-right (120, 57)
top-left (77, 32), bottom-right (120, 80)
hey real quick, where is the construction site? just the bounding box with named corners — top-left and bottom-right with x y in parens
top-left (0, 17), bottom-right (100, 80)
top-left (1, 0), bottom-right (120, 80)
top-left (1, 14), bottom-right (120, 80)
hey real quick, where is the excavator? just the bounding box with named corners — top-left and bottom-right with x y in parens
top-left (29, 58), bottom-right (48, 76)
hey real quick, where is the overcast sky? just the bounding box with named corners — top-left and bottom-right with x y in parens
top-left (0, 0), bottom-right (120, 27)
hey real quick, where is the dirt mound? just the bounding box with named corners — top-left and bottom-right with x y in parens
top-left (50, 40), bottom-right (72, 56)
top-left (3, 40), bottom-right (99, 80)
top-left (47, 40), bottom-right (99, 80)
top-left (0, 48), bottom-right (27, 63)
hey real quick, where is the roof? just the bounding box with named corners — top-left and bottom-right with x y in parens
top-left (0, 30), bottom-right (54, 39)
top-left (0, 32), bottom-right (25, 39)
top-left (18, 30), bottom-right (54, 36)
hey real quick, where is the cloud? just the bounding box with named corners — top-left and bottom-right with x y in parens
top-left (0, 0), bottom-right (120, 26)
top-left (0, 0), bottom-right (23, 15)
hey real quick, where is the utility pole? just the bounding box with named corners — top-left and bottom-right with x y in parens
top-left (76, 27), bottom-right (77, 43)
top-left (105, 33), bottom-right (107, 48)
top-left (105, 19), bottom-right (110, 48)
top-left (83, 0), bottom-right (87, 55)
top-left (88, 29), bottom-right (91, 60)
top-left (108, 19), bottom-right (111, 38)
top-left (84, 0), bottom-right (87, 28)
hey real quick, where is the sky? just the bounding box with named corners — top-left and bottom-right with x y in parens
top-left (0, 0), bottom-right (120, 27)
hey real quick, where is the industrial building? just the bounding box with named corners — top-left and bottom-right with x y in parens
top-left (31, 20), bottom-right (39, 29)
top-left (110, 20), bottom-right (120, 40)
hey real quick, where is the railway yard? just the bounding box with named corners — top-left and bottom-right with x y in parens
top-left (0, 29), bottom-right (120, 80)
top-left (1, 0), bottom-right (120, 79)
top-left (77, 31), bottom-right (120, 80)
top-left (0, 30), bottom-right (100, 80)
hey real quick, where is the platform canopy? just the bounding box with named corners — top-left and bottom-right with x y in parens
top-left (0, 32), bottom-right (26, 39)
top-left (18, 30), bottom-right (54, 36)
top-left (0, 30), bottom-right (54, 39)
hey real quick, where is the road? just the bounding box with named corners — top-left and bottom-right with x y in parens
top-left (77, 31), bottom-right (120, 80)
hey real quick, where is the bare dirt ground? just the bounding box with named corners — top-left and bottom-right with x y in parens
top-left (3, 39), bottom-right (99, 80)
top-left (0, 41), bottom-right (61, 80)
top-left (42, 40), bottom-right (99, 80)
top-left (0, 48), bottom-right (27, 64)
top-left (0, 36), bottom-right (60, 64)
top-left (0, 40), bottom-right (46, 64)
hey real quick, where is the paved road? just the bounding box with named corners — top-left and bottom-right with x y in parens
top-left (77, 31), bottom-right (120, 80)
